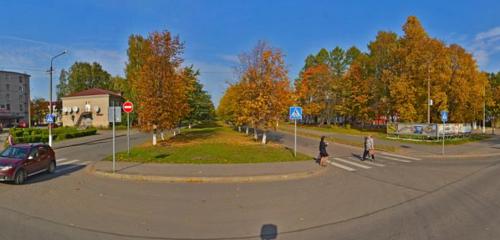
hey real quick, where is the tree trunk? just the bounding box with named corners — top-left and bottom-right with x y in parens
top-left (160, 130), bottom-right (165, 140)
top-left (253, 127), bottom-right (258, 140)
top-left (238, 126), bottom-right (241, 132)
top-left (245, 126), bottom-right (249, 135)
top-left (188, 123), bottom-right (192, 129)
top-left (153, 133), bottom-right (157, 146)
top-left (261, 131), bottom-right (267, 144)
top-left (173, 129), bottom-right (176, 136)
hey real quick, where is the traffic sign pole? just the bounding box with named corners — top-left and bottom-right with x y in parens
top-left (112, 101), bottom-right (116, 173)
top-left (442, 122), bottom-right (445, 156)
top-left (122, 101), bottom-right (134, 158)
top-left (294, 119), bottom-right (297, 157)
top-left (127, 112), bottom-right (130, 157)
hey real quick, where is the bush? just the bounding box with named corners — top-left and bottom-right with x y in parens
top-left (9, 127), bottom-right (97, 144)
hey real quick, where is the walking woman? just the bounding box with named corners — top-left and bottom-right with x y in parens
top-left (319, 136), bottom-right (329, 167)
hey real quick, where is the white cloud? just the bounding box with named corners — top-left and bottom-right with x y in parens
top-left (71, 49), bottom-right (127, 76)
top-left (469, 26), bottom-right (500, 69)
top-left (218, 54), bottom-right (239, 63)
top-left (475, 27), bottom-right (500, 41)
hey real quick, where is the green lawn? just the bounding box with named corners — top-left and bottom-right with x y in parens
top-left (106, 122), bottom-right (311, 164)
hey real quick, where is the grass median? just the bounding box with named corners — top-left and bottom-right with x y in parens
top-left (105, 122), bottom-right (311, 164)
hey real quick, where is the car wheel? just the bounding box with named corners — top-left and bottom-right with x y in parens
top-left (47, 160), bottom-right (56, 174)
top-left (14, 169), bottom-right (26, 185)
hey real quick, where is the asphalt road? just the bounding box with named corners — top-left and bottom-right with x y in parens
top-left (0, 130), bottom-right (499, 240)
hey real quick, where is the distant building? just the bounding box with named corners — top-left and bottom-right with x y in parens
top-left (0, 71), bottom-right (30, 127)
top-left (61, 88), bottom-right (122, 128)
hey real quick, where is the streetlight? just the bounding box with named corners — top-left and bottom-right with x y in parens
top-left (48, 50), bottom-right (67, 146)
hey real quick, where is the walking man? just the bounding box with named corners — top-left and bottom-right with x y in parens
top-left (367, 135), bottom-right (375, 161)
top-left (7, 132), bottom-right (15, 146)
top-left (362, 136), bottom-right (369, 161)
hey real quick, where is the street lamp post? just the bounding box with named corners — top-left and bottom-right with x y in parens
top-left (48, 51), bottom-right (67, 146)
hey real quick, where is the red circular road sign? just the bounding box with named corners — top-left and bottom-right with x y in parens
top-left (122, 101), bottom-right (134, 113)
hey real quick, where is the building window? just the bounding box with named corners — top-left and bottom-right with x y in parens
top-left (6, 104), bottom-right (10, 111)
top-left (0, 105), bottom-right (4, 109)
top-left (19, 76), bottom-right (23, 83)
top-left (6, 84), bottom-right (9, 91)
top-left (6, 94), bottom-right (9, 99)
top-left (20, 105), bottom-right (23, 111)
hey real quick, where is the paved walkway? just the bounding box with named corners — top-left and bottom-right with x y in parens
top-left (279, 126), bottom-right (500, 158)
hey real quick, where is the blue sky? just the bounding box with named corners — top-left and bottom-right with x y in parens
top-left (1, 0), bottom-right (499, 106)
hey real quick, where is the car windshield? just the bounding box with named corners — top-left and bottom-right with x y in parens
top-left (0, 146), bottom-right (29, 159)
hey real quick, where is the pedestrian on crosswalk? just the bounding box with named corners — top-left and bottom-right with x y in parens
top-left (362, 136), bottom-right (369, 161)
top-left (367, 135), bottom-right (375, 161)
top-left (319, 136), bottom-right (329, 167)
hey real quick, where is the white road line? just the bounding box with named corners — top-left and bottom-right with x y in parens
top-left (378, 155), bottom-right (411, 163)
top-left (56, 161), bottom-right (89, 173)
top-left (57, 159), bottom-right (80, 166)
top-left (333, 157), bottom-right (371, 169)
top-left (348, 157), bottom-right (385, 167)
top-left (326, 160), bottom-right (356, 172)
top-left (56, 158), bottom-right (67, 162)
top-left (380, 152), bottom-right (421, 161)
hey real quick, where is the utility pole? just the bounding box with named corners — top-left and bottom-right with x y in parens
top-left (427, 68), bottom-right (431, 124)
top-left (48, 51), bottom-right (67, 146)
top-left (483, 84), bottom-right (486, 134)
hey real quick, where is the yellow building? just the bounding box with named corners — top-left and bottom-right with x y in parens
top-left (61, 88), bottom-right (123, 128)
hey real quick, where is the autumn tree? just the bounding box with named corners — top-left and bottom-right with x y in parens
top-left (30, 98), bottom-right (49, 125)
top-left (126, 30), bottom-right (191, 144)
top-left (56, 69), bottom-right (69, 99)
top-left (235, 41), bottom-right (292, 144)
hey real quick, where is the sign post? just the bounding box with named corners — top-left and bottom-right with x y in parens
top-left (289, 106), bottom-right (303, 157)
top-left (46, 114), bottom-right (54, 146)
top-left (440, 110), bottom-right (448, 156)
top-left (122, 101), bottom-right (134, 157)
top-left (108, 102), bottom-right (122, 173)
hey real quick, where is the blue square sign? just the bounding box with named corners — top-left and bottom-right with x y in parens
top-left (45, 114), bottom-right (54, 123)
top-left (440, 110), bottom-right (448, 123)
top-left (289, 106), bottom-right (302, 120)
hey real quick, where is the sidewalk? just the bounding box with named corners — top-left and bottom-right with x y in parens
top-left (89, 160), bottom-right (327, 183)
top-left (278, 126), bottom-right (500, 158)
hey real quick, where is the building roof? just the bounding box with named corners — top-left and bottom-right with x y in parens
top-left (0, 70), bottom-right (31, 77)
top-left (64, 88), bottom-right (122, 98)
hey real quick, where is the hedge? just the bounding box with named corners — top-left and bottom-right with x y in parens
top-left (9, 127), bottom-right (97, 144)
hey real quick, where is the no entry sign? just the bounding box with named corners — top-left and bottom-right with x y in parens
top-left (122, 101), bottom-right (134, 113)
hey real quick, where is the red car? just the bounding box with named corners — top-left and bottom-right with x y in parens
top-left (0, 143), bottom-right (56, 184)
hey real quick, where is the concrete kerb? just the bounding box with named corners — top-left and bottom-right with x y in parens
top-left (85, 162), bottom-right (329, 184)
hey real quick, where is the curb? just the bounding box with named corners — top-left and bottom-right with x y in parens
top-left (415, 152), bottom-right (500, 159)
top-left (86, 163), bottom-right (328, 184)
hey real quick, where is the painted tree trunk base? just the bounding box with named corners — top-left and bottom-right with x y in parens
top-left (153, 133), bottom-right (157, 146)
top-left (245, 127), bottom-right (249, 135)
top-left (238, 126), bottom-right (242, 132)
top-left (254, 128), bottom-right (258, 140)
top-left (262, 132), bottom-right (267, 144)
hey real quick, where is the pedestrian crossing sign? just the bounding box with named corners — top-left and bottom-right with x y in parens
top-left (289, 106), bottom-right (302, 120)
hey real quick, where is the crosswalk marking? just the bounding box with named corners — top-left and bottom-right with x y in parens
top-left (380, 152), bottom-right (421, 161)
top-left (326, 160), bottom-right (356, 171)
top-left (58, 159), bottom-right (80, 166)
top-left (56, 161), bottom-right (89, 173)
top-left (333, 157), bottom-right (371, 169)
top-left (348, 157), bottom-right (385, 167)
top-left (377, 155), bottom-right (411, 163)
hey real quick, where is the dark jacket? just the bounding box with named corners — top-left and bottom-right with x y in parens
top-left (319, 141), bottom-right (328, 157)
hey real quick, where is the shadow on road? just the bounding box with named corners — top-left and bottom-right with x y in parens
top-left (22, 164), bottom-right (86, 185)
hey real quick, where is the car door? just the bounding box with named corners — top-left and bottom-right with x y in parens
top-left (37, 146), bottom-right (50, 169)
top-left (25, 148), bottom-right (40, 174)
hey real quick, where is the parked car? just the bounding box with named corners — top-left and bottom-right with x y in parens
top-left (17, 120), bottom-right (28, 128)
top-left (0, 143), bottom-right (56, 184)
